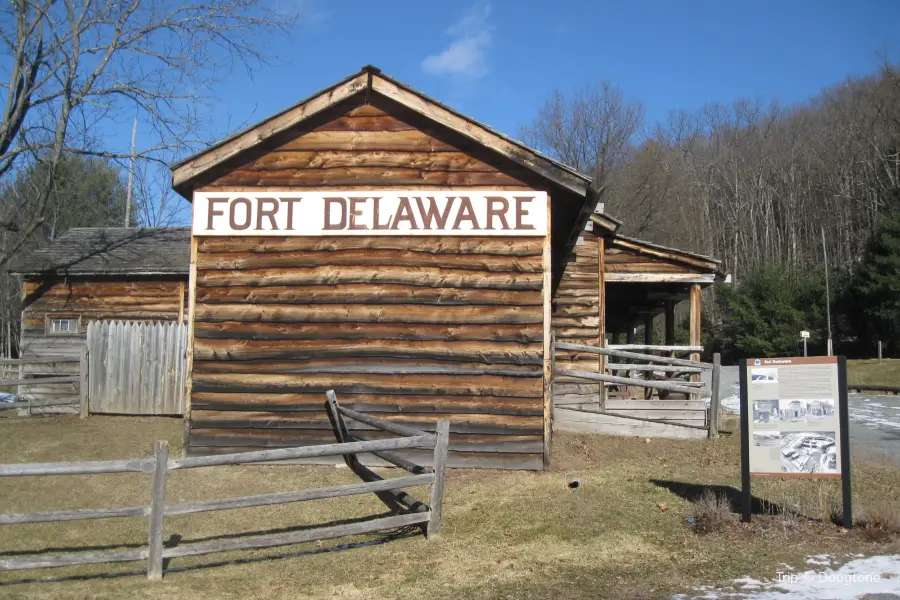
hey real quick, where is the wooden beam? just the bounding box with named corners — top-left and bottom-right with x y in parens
top-left (555, 368), bottom-right (702, 395)
top-left (608, 344), bottom-right (702, 352)
top-left (177, 282), bottom-right (185, 323)
top-left (664, 301), bottom-right (675, 346)
top-left (171, 73), bottom-right (368, 191)
top-left (555, 341), bottom-right (713, 369)
top-left (161, 512), bottom-right (430, 560)
top-left (604, 273), bottom-right (719, 283)
top-left (609, 237), bottom-right (721, 271)
top-left (689, 283), bottom-right (702, 400)
top-left (184, 235), bottom-right (198, 455)
top-left (147, 440), bottom-right (168, 580)
top-left (598, 234), bottom-right (607, 410)
top-left (605, 364), bottom-right (703, 373)
top-left (168, 435), bottom-right (436, 470)
top-left (689, 284), bottom-right (702, 359)
top-left (0, 458), bottom-right (153, 477)
top-left (542, 193), bottom-right (553, 470)
top-left (427, 419), bottom-right (449, 537)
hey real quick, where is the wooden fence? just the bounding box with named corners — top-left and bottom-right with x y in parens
top-left (0, 353), bottom-right (88, 417)
top-left (86, 321), bottom-right (187, 415)
top-left (552, 337), bottom-right (722, 439)
top-left (0, 391), bottom-right (450, 580)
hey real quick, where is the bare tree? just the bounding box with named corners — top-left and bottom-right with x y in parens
top-left (0, 0), bottom-right (297, 265)
top-left (519, 81), bottom-right (644, 191)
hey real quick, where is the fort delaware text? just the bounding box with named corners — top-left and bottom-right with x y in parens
top-left (192, 191), bottom-right (548, 236)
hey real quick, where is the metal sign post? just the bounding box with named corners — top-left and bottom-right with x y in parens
top-left (739, 356), bottom-right (851, 528)
top-left (800, 330), bottom-right (809, 357)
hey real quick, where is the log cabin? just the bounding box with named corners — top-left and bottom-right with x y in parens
top-left (7, 228), bottom-right (190, 410)
top-left (9, 66), bottom-right (727, 467)
top-left (170, 65), bottom-right (607, 470)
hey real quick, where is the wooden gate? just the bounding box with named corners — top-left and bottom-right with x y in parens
top-left (86, 321), bottom-right (187, 415)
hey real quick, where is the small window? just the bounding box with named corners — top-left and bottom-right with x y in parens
top-left (47, 316), bottom-right (80, 335)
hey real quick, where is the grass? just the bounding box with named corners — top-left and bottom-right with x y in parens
top-left (0, 416), bottom-right (898, 599)
top-left (691, 491), bottom-right (733, 534)
top-left (847, 358), bottom-right (900, 387)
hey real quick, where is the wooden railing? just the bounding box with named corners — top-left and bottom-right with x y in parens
top-left (0, 350), bottom-right (87, 418)
top-left (552, 340), bottom-right (723, 437)
top-left (0, 390), bottom-right (450, 580)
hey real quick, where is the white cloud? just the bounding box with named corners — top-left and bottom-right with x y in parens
top-left (422, 3), bottom-right (493, 80)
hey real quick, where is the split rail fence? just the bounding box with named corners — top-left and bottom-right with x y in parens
top-left (0, 390), bottom-right (449, 580)
top-left (552, 335), bottom-right (723, 439)
top-left (0, 352), bottom-right (87, 417)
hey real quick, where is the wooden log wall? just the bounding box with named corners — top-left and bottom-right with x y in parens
top-left (552, 232), bottom-right (602, 405)
top-left (19, 279), bottom-right (185, 411)
top-left (190, 236), bottom-right (545, 470)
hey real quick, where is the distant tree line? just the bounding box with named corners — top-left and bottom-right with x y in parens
top-left (523, 60), bottom-right (900, 359)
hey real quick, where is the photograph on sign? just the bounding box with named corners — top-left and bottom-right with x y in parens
top-left (780, 431), bottom-right (838, 474)
top-left (750, 367), bottom-right (778, 383)
top-left (192, 191), bottom-right (549, 237)
top-left (743, 356), bottom-right (843, 477)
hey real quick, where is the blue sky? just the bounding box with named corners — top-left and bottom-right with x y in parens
top-left (205, 0), bottom-right (900, 142)
top-left (129, 0), bottom-right (900, 221)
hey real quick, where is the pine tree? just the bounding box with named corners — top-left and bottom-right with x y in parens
top-left (850, 213), bottom-right (900, 352)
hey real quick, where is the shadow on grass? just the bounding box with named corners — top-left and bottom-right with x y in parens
top-left (650, 479), bottom-right (784, 516)
top-left (0, 512), bottom-right (423, 586)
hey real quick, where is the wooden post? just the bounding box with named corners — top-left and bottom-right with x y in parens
top-left (541, 194), bottom-right (552, 470)
top-left (625, 325), bottom-right (636, 387)
top-left (609, 330), bottom-right (620, 379)
top-left (427, 419), bottom-right (450, 537)
top-left (689, 284), bottom-right (702, 400)
top-left (177, 282), bottom-right (185, 324)
top-left (664, 301), bottom-right (675, 346)
top-left (147, 440), bottom-right (169, 580)
top-left (549, 330), bottom-right (556, 410)
top-left (643, 315), bottom-right (653, 346)
top-left (182, 236), bottom-right (198, 455)
top-left (708, 353), bottom-right (721, 438)
top-left (79, 346), bottom-right (89, 419)
top-left (597, 234), bottom-right (607, 410)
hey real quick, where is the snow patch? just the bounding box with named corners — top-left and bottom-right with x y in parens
top-left (671, 554), bottom-right (900, 599)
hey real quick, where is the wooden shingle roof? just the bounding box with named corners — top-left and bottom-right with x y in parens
top-left (7, 227), bottom-right (190, 276)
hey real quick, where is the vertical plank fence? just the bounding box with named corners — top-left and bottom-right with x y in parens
top-left (87, 321), bottom-right (187, 415)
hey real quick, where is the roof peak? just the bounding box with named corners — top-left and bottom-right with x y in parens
top-left (170, 66), bottom-right (592, 199)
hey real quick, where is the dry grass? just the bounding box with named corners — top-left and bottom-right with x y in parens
top-left (857, 501), bottom-right (900, 542)
top-left (847, 358), bottom-right (900, 387)
top-left (692, 491), bottom-right (733, 534)
top-left (0, 416), bottom-right (898, 599)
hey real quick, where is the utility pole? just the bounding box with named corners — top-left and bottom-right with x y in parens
top-left (125, 116), bottom-right (137, 227)
top-left (822, 227), bottom-right (832, 356)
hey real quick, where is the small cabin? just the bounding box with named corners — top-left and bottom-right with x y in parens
top-left (8, 228), bottom-right (190, 410)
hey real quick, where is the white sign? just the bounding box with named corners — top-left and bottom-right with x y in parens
top-left (801, 331), bottom-right (810, 339)
top-left (192, 191), bottom-right (548, 236)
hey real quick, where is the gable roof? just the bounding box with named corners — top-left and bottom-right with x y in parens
top-left (610, 234), bottom-right (724, 275)
top-left (170, 66), bottom-right (593, 200)
top-left (7, 228), bottom-right (190, 276)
